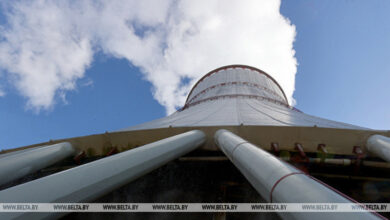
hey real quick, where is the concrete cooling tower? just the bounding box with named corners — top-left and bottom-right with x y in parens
top-left (122, 65), bottom-right (364, 130)
top-left (1, 65), bottom-right (390, 220)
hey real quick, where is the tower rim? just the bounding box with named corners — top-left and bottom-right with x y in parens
top-left (185, 64), bottom-right (289, 106)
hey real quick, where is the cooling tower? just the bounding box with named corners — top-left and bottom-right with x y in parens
top-left (123, 65), bottom-right (364, 130)
top-left (1, 65), bottom-right (389, 220)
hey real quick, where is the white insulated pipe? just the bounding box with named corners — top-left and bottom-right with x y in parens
top-left (0, 142), bottom-right (76, 186)
top-left (367, 134), bottom-right (390, 162)
top-left (214, 129), bottom-right (382, 220)
top-left (0, 130), bottom-right (205, 220)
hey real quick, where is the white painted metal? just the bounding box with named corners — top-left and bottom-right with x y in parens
top-left (367, 134), bottom-right (390, 162)
top-left (0, 130), bottom-right (205, 220)
top-left (187, 68), bottom-right (286, 105)
top-left (214, 129), bottom-right (381, 220)
top-left (121, 65), bottom-right (366, 131)
top-left (0, 142), bottom-right (75, 186)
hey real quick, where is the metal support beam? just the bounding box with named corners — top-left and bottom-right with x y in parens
top-left (214, 129), bottom-right (381, 220)
top-left (0, 142), bottom-right (75, 186)
top-left (367, 134), bottom-right (390, 162)
top-left (0, 130), bottom-right (205, 220)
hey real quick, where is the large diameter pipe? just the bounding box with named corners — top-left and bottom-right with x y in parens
top-left (214, 129), bottom-right (381, 220)
top-left (367, 134), bottom-right (390, 162)
top-left (0, 142), bottom-right (75, 186)
top-left (0, 130), bottom-right (205, 220)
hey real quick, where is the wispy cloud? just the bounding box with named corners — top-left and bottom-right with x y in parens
top-left (0, 0), bottom-right (297, 114)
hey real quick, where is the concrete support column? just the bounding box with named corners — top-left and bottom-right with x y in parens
top-left (367, 134), bottom-right (390, 162)
top-left (214, 129), bottom-right (382, 220)
top-left (0, 142), bottom-right (75, 186)
top-left (0, 130), bottom-right (205, 220)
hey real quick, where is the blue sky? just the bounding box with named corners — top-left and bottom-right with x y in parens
top-left (0, 0), bottom-right (389, 150)
top-left (281, 1), bottom-right (390, 129)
